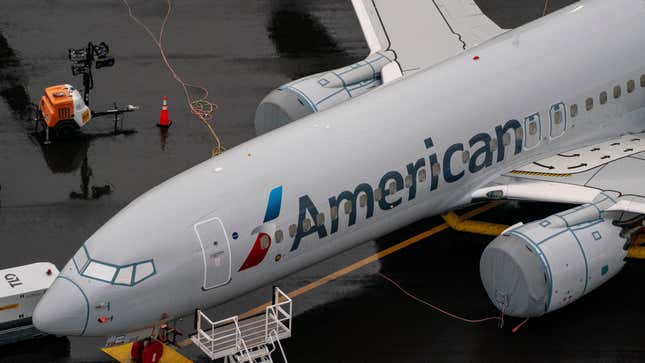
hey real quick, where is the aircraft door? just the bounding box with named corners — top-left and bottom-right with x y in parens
top-left (549, 103), bottom-right (566, 139)
top-left (194, 217), bottom-right (232, 290)
top-left (524, 113), bottom-right (541, 149)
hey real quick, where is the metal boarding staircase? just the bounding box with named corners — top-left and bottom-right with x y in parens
top-left (192, 287), bottom-right (292, 362)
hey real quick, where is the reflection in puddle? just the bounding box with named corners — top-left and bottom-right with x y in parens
top-left (30, 130), bottom-right (135, 201)
top-left (159, 127), bottom-right (169, 151)
top-left (0, 32), bottom-right (31, 118)
top-left (31, 129), bottom-right (136, 174)
top-left (267, 4), bottom-right (363, 79)
top-left (35, 135), bottom-right (90, 174)
top-left (69, 156), bottom-right (113, 201)
top-left (268, 9), bottom-right (341, 57)
top-left (0, 335), bottom-right (71, 362)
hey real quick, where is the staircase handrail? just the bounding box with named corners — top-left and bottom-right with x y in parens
top-left (269, 329), bottom-right (288, 363)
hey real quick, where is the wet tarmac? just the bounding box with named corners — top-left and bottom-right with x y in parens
top-left (1, 0), bottom-right (644, 362)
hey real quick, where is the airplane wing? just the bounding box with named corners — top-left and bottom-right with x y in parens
top-left (351, 0), bottom-right (505, 77)
top-left (471, 132), bottom-right (645, 215)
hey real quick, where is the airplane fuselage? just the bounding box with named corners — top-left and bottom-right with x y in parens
top-left (33, 0), bottom-right (645, 336)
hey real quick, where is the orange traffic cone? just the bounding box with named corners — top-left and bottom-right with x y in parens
top-left (158, 96), bottom-right (172, 128)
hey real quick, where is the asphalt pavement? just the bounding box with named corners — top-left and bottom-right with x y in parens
top-left (2, 1), bottom-right (645, 362)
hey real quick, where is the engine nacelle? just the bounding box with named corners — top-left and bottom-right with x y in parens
top-left (480, 204), bottom-right (628, 317)
top-left (254, 51), bottom-right (399, 135)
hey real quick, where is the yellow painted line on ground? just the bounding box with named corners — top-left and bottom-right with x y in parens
top-left (0, 304), bottom-right (18, 311)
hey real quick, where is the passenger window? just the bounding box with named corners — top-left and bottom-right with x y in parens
top-left (491, 139), bottom-right (498, 151)
top-left (462, 150), bottom-right (470, 163)
top-left (641, 74), bottom-right (645, 88)
top-left (554, 109), bottom-right (562, 124)
top-left (303, 218), bottom-right (311, 232)
top-left (570, 104), bottom-right (578, 118)
top-left (628, 80), bottom-right (635, 93)
top-left (515, 127), bottom-right (524, 138)
top-left (431, 163), bottom-right (441, 175)
top-left (600, 91), bottom-right (607, 105)
top-left (586, 97), bottom-right (593, 111)
top-left (374, 189), bottom-right (382, 202)
top-left (114, 266), bottom-right (133, 285)
top-left (84, 261), bottom-right (117, 282)
top-left (388, 181), bottom-right (397, 195)
top-left (330, 206), bottom-right (339, 220)
top-left (404, 175), bottom-right (413, 188)
top-left (275, 229), bottom-right (284, 243)
top-left (528, 122), bottom-right (538, 135)
top-left (344, 201), bottom-right (352, 215)
top-left (614, 85), bottom-right (621, 99)
top-left (359, 194), bottom-right (367, 207)
top-left (259, 234), bottom-right (270, 249)
top-left (418, 169), bottom-right (427, 183)
top-left (316, 213), bottom-right (325, 226)
top-left (288, 224), bottom-right (297, 237)
top-left (134, 262), bottom-right (155, 284)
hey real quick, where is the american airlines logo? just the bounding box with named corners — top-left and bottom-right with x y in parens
top-left (239, 119), bottom-right (524, 270)
top-left (290, 120), bottom-right (524, 251)
top-left (239, 186), bottom-right (283, 271)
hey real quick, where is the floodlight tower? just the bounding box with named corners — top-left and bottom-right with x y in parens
top-left (68, 42), bottom-right (115, 106)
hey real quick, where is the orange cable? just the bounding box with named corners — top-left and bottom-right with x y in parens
top-left (512, 318), bottom-right (529, 333)
top-left (379, 272), bottom-right (503, 325)
top-left (122, 0), bottom-right (224, 156)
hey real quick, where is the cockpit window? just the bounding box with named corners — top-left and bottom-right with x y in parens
top-left (72, 245), bottom-right (156, 287)
top-left (134, 262), bottom-right (155, 284)
top-left (73, 246), bottom-right (90, 272)
top-left (114, 265), bottom-right (134, 285)
top-left (84, 261), bottom-right (118, 283)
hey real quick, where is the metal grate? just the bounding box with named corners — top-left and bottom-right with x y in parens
top-left (192, 287), bottom-right (292, 362)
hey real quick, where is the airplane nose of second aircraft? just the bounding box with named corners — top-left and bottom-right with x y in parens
top-left (32, 277), bottom-right (89, 336)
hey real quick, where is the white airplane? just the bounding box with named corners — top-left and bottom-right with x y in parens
top-left (32, 0), bottom-right (645, 337)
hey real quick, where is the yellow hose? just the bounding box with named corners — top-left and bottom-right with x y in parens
top-left (441, 211), bottom-right (508, 236)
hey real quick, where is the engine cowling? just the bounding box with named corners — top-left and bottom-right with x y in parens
top-left (480, 203), bottom-right (628, 317)
top-left (254, 51), bottom-right (399, 135)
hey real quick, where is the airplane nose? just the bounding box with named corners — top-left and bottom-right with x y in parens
top-left (33, 277), bottom-right (89, 336)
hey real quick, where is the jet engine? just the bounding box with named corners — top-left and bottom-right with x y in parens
top-left (480, 203), bottom-right (629, 317)
top-left (254, 51), bottom-right (399, 135)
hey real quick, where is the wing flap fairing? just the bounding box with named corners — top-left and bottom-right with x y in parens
top-left (473, 132), bottom-right (645, 215)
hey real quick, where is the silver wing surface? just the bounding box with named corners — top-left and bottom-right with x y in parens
top-left (472, 132), bottom-right (645, 214)
top-left (351, 0), bottom-right (505, 76)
